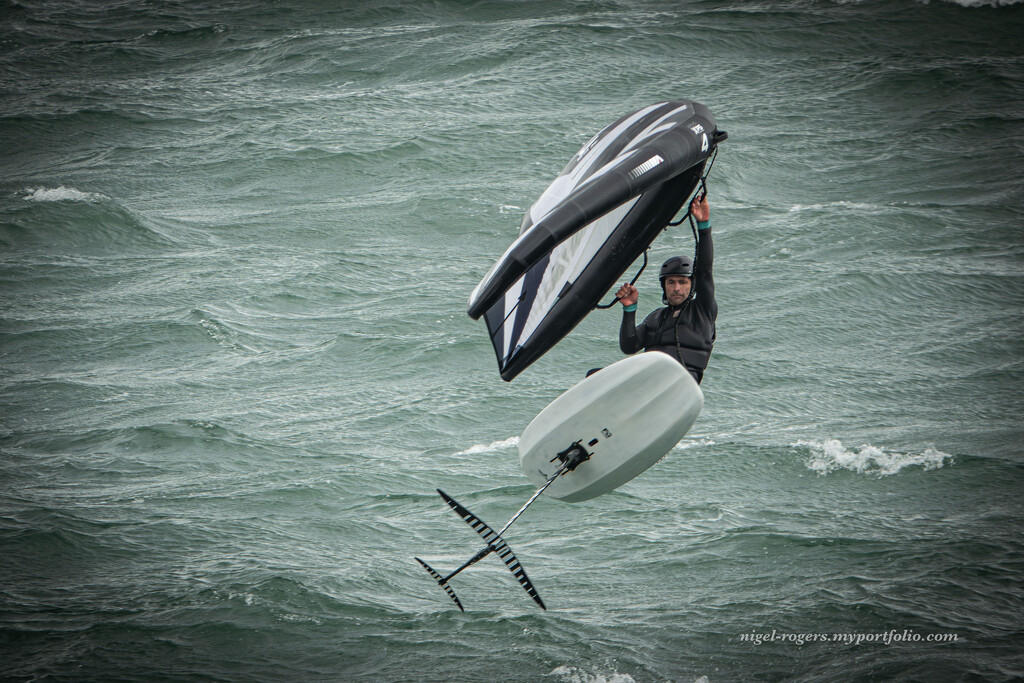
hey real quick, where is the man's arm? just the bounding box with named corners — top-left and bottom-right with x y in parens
top-left (691, 195), bottom-right (715, 310)
top-left (620, 308), bottom-right (644, 354)
top-left (616, 282), bottom-right (644, 353)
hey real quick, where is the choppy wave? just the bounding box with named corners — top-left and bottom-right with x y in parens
top-left (549, 666), bottom-right (642, 683)
top-left (935, 0), bottom-right (1023, 6)
top-left (798, 439), bottom-right (954, 476)
top-left (787, 201), bottom-right (888, 214)
top-left (20, 186), bottom-right (105, 202)
top-left (454, 437), bottom-right (519, 456)
top-left (3, 187), bottom-right (182, 253)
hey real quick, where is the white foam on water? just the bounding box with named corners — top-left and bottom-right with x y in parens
top-left (673, 436), bottom-right (716, 451)
top-left (932, 0), bottom-right (1022, 6)
top-left (787, 200), bottom-right (884, 214)
top-left (549, 668), bottom-right (708, 683)
top-left (548, 666), bottom-right (637, 683)
top-left (22, 186), bottom-right (104, 202)
top-left (454, 436), bottom-right (519, 456)
top-left (798, 438), bottom-right (953, 476)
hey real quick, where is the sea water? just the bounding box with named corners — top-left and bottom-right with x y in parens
top-left (2, 1), bottom-right (1023, 681)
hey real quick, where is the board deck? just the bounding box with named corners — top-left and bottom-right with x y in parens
top-left (519, 352), bottom-right (704, 502)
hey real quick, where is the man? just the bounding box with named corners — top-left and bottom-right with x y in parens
top-left (616, 194), bottom-right (717, 384)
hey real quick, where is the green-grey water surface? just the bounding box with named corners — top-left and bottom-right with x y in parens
top-left (2, 1), bottom-right (1023, 681)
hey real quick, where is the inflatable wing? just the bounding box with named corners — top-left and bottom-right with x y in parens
top-left (467, 99), bottom-right (726, 381)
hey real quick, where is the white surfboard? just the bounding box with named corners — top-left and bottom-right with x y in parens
top-left (519, 352), bottom-right (704, 503)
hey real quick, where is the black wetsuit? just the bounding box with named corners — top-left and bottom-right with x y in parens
top-left (619, 229), bottom-right (716, 384)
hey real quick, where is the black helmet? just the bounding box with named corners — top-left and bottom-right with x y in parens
top-left (659, 255), bottom-right (694, 281)
top-left (660, 255), bottom-right (695, 305)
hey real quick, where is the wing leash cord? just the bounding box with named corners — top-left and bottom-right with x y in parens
top-left (414, 448), bottom-right (588, 611)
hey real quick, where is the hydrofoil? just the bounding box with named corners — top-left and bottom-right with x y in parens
top-left (415, 352), bottom-right (703, 610)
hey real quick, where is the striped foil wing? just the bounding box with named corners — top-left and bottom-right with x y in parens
top-left (415, 557), bottom-right (465, 611)
top-left (437, 490), bottom-right (547, 610)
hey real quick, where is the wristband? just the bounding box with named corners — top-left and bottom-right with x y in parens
top-left (622, 303), bottom-right (637, 312)
top-left (697, 220), bottom-right (710, 231)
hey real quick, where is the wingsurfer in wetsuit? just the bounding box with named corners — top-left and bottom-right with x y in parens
top-left (616, 194), bottom-right (716, 384)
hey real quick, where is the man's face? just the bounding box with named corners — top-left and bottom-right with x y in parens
top-left (664, 275), bottom-right (692, 306)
